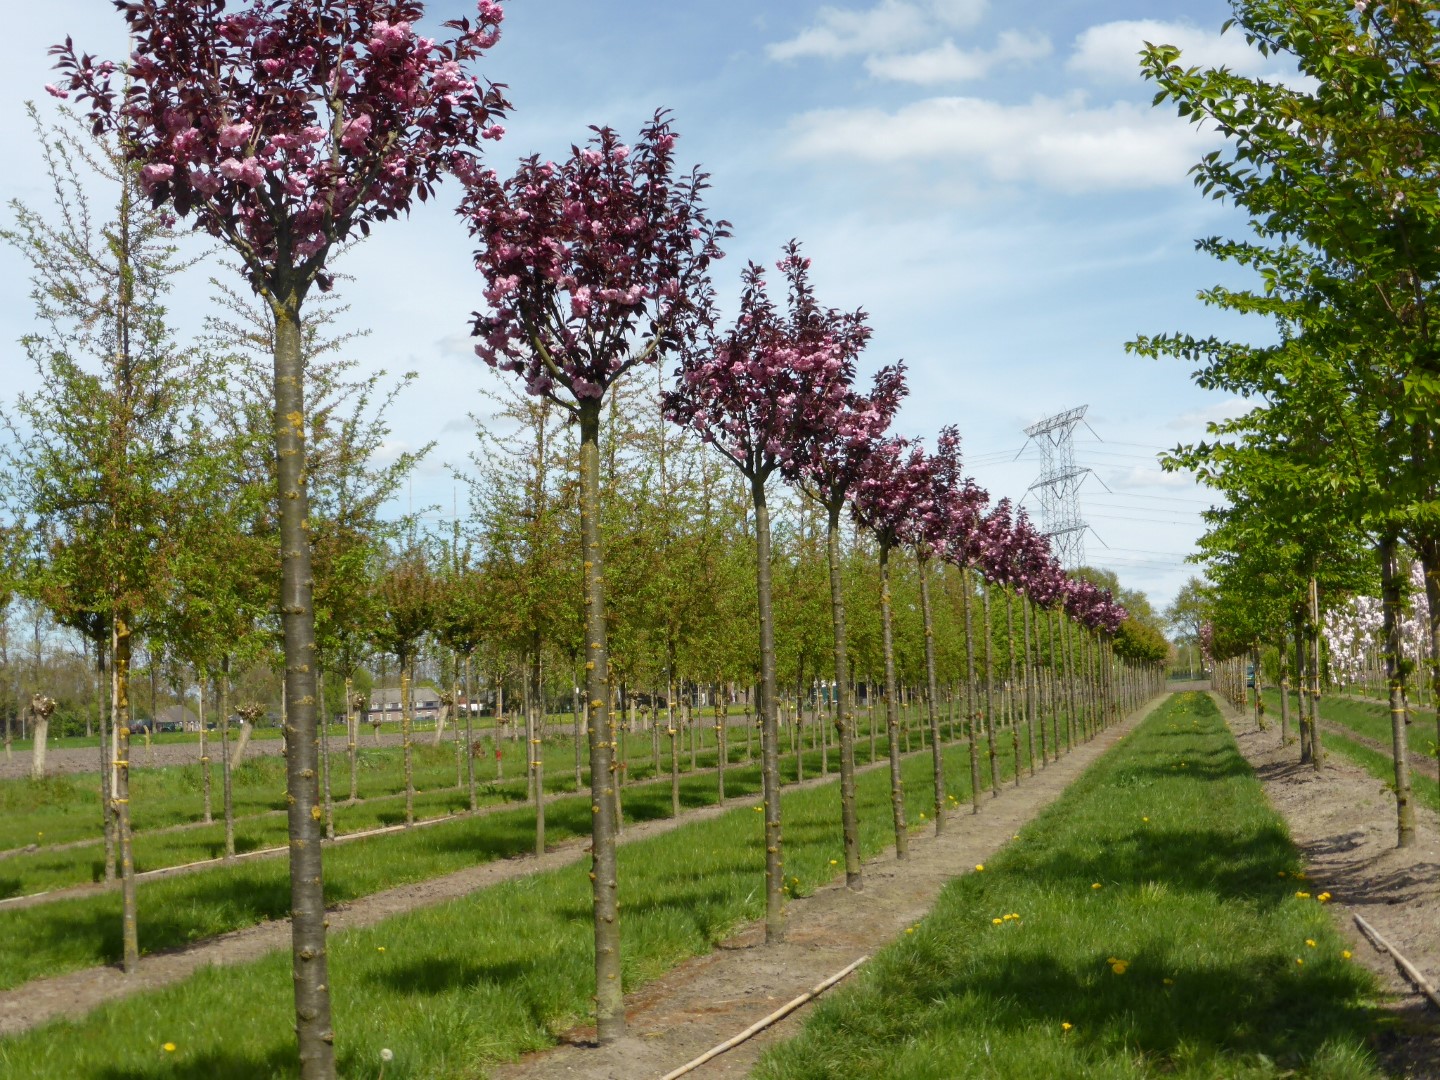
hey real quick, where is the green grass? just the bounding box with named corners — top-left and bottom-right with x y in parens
top-left (0, 715), bottom-right (1010, 991)
top-left (0, 719), bottom-right (1020, 1078)
top-left (0, 703), bottom-right (922, 853)
top-left (754, 692), bottom-right (1384, 1080)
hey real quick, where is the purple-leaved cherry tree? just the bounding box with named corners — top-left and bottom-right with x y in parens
top-left (461, 112), bottom-right (726, 1041)
top-left (850, 435), bottom-right (933, 860)
top-left (666, 242), bottom-right (857, 942)
top-left (792, 362), bottom-right (906, 890)
top-left (53, 3), bottom-right (508, 1073)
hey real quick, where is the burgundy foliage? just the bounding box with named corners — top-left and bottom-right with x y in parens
top-left (463, 111), bottom-right (727, 405)
top-left (665, 242), bottom-right (859, 479)
top-left (53, 0), bottom-right (508, 290)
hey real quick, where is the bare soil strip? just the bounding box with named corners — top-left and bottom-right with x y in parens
top-left (1216, 693), bottom-right (1440, 1079)
top-left (487, 697), bottom-right (1166, 1080)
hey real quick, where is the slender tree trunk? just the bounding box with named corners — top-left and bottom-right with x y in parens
top-left (1023, 596), bottom-right (1040, 770)
top-left (716, 680), bottom-right (727, 804)
top-left (917, 551), bottom-right (945, 835)
top-left (1295, 615), bottom-right (1311, 762)
top-left (573, 666), bottom-right (584, 791)
top-left (271, 298), bottom-right (335, 1077)
top-left (579, 402), bottom-right (624, 1041)
top-left (98, 657), bottom-right (116, 884)
top-left (198, 673), bottom-right (212, 824)
top-left (345, 676), bottom-right (358, 803)
top-left (1308, 575), bottom-right (1324, 768)
top-left (963, 567), bottom-right (981, 813)
top-left (982, 580), bottom-right (998, 795)
top-left (878, 541), bottom-right (908, 859)
top-left (320, 675), bottom-right (335, 842)
top-left (1380, 536), bottom-right (1416, 848)
top-left (826, 503), bottom-right (862, 888)
top-left (465, 654), bottom-right (477, 812)
top-left (667, 672), bottom-right (680, 818)
top-left (111, 614), bottom-right (140, 973)
top-left (751, 474), bottom-right (786, 943)
top-left (531, 646), bottom-right (545, 856)
top-left (221, 658), bottom-right (235, 859)
top-left (1420, 542), bottom-right (1440, 820)
top-left (1278, 638), bottom-right (1290, 744)
top-left (1005, 590), bottom-right (1024, 782)
top-left (401, 665), bottom-right (414, 826)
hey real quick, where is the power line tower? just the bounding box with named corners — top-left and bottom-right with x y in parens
top-left (1022, 405), bottom-right (1091, 569)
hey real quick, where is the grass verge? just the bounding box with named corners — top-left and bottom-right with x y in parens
top-left (754, 692), bottom-right (1384, 1080)
top-left (0, 723), bottom-right (1031, 1078)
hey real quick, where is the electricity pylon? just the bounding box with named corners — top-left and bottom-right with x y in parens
top-left (1022, 405), bottom-right (1091, 569)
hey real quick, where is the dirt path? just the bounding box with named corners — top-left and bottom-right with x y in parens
top-left (486, 697), bottom-right (1166, 1080)
top-left (1217, 693), bottom-right (1440, 1079)
top-left (1316, 717), bottom-right (1440, 783)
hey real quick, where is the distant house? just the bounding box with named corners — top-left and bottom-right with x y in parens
top-left (155, 705), bottom-right (200, 732)
top-left (368, 687), bottom-right (444, 725)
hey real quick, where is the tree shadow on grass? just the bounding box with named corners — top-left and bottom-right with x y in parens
top-left (93, 1042), bottom-right (295, 1080)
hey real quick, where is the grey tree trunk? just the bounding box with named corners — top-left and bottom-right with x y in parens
top-left (579, 401), bottom-right (624, 1042)
top-left (221, 659), bottom-right (235, 859)
top-left (1380, 536), bottom-right (1416, 848)
top-left (271, 296), bottom-right (335, 1077)
top-left (982, 580), bottom-right (998, 794)
top-left (878, 541), bottom-right (908, 859)
top-left (826, 503), bottom-right (862, 887)
top-left (751, 474), bottom-right (786, 944)
top-left (112, 614), bottom-right (139, 974)
top-left (962, 567), bottom-right (981, 813)
top-left (401, 666), bottom-right (414, 826)
top-left (917, 551), bottom-right (945, 835)
top-left (1308, 575), bottom-right (1324, 769)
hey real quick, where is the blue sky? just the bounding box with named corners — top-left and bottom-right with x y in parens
top-left (2, 0), bottom-right (1288, 617)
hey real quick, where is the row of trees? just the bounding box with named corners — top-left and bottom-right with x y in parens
top-left (24, 2), bottom-right (1165, 1075)
top-left (1132, 0), bottom-right (1440, 849)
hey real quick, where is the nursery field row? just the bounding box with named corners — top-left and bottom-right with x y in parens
top-left (754, 691), bottom-right (1385, 1079)
top-left (0, 719), bottom-right (1029, 992)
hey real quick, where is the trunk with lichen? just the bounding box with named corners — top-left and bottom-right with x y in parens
top-left (112, 612), bottom-right (139, 972)
top-left (963, 567), bottom-right (981, 811)
top-left (271, 295), bottom-right (335, 1078)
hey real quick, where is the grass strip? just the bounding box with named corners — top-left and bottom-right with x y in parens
top-left (1261, 691), bottom-right (1437, 768)
top-left (754, 692), bottom-right (1384, 1080)
top-left (0, 720), bottom-right (1025, 1078)
top-left (0, 721), bottom-right (1007, 990)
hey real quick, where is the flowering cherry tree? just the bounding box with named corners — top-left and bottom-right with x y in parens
top-left (897, 425), bottom-right (987, 833)
top-left (791, 361), bottom-right (905, 890)
top-left (53, 3), bottom-right (508, 1074)
top-left (850, 435), bottom-right (934, 859)
top-left (462, 112), bottom-right (725, 1039)
top-left (666, 242), bottom-right (858, 942)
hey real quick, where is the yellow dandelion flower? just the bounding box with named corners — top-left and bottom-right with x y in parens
top-left (1342, 950), bottom-right (1353, 960)
top-left (1295, 891), bottom-right (1311, 899)
top-left (1317, 892), bottom-right (1332, 903)
top-left (905, 927), bottom-right (915, 934)
top-left (753, 805), bottom-right (763, 812)
top-left (1061, 1022), bottom-right (1073, 1032)
top-left (919, 812), bottom-right (926, 819)
top-left (992, 917), bottom-right (1004, 925)
top-left (1296, 957), bottom-right (1304, 966)
top-left (163, 1043), bottom-right (177, 1053)
top-left (376, 946), bottom-right (386, 952)
top-left (1305, 939), bottom-right (1316, 948)
top-left (1111, 961), bottom-right (1128, 975)
top-left (1009, 912), bottom-right (1020, 920)
top-left (1141, 816), bottom-right (1149, 822)
top-left (975, 864), bottom-right (984, 872)
top-left (829, 859), bottom-right (839, 865)
top-left (1092, 883), bottom-right (1102, 890)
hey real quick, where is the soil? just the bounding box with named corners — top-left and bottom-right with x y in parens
top-left (1218, 692), bottom-right (1440, 1080)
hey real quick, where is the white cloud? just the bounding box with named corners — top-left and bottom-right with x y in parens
top-left (1067, 20), bottom-right (1280, 83)
top-left (865, 30), bottom-right (1051, 84)
top-left (767, 0), bottom-right (987, 61)
top-left (784, 93), bottom-right (1221, 192)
